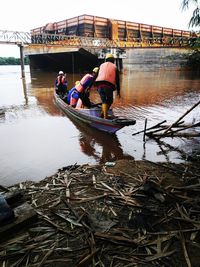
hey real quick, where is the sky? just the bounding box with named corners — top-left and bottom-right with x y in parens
top-left (0, 0), bottom-right (198, 57)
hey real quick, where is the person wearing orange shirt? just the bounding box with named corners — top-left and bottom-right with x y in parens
top-left (95, 54), bottom-right (120, 119)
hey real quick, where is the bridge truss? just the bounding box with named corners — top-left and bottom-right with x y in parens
top-left (0, 30), bottom-right (197, 48)
top-left (0, 30), bottom-right (31, 45)
top-left (30, 33), bottom-right (196, 48)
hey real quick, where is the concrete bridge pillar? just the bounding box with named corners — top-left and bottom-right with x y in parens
top-left (18, 44), bottom-right (25, 78)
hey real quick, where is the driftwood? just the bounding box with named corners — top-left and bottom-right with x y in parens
top-left (149, 122), bottom-right (200, 138)
top-left (145, 121), bottom-right (185, 136)
top-left (144, 121), bottom-right (200, 138)
top-left (132, 100), bottom-right (200, 143)
top-left (162, 99), bottom-right (200, 135)
top-left (143, 104), bottom-right (200, 140)
top-left (132, 120), bottom-right (167, 136)
top-left (0, 161), bottom-right (200, 267)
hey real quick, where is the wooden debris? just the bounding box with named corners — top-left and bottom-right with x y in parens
top-left (132, 100), bottom-right (200, 142)
top-left (0, 161), bottom-right (200, 266)
top-left (132, 120), bottom-right (167, 136)
top-left (162, 99), bottom-right (200, 136)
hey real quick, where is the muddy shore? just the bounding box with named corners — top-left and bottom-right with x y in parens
top-left (1, 159), bottom-right (200, 267)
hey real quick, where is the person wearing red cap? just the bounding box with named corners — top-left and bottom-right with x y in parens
top-left (55, 70), bottom-right (68, 97)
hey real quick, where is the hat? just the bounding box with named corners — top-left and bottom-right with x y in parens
top-left (59, 71), bottom-right (64, 75)
top-left (92, 67), bottom-right (99, 73)
top-left (105, 53), bottom-right (114, 60)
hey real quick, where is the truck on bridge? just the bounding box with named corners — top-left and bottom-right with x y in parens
top-left (0, 15), bottom-right (198, 75)
top-left (30, 14), bottom-right (196, 46)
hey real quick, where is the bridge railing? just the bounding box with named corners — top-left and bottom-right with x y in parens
top-left (0, 30), bottom-right (197, 48)
top-left (0, 30), bottom-right (31, 45)
top-left (30, 33), bottom-right (196, 48)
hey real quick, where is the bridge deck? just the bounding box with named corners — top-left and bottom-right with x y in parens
top-left (0, 14), bottom-right (198, 50)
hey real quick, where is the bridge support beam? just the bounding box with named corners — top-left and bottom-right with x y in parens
top-left (27, 48), bottom-right (99, 73)
top-left (116, 58), bottom-right (123, 72)
top-left (18, 44), bottom-right (25, 78)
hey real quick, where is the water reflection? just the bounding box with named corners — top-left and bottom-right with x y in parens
top-left (28, 69), bottom-right (133, 163)
top-left (22, 78), bottom-right (28, 105)
top-left (0, 65), bottom-right (200, 186)
top-left (28, 71), bottom-right (135, 164)
top-left (29, 66), bottom-right (200, 164)
top-left (115, 68), bottom-right (200, 107)
top-left (29, 69), bottom-right (86, 90)
top-left (67, 114), bottom-right (134, 163)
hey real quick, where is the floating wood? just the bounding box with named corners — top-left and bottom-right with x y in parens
top-left (132, 120), bottom-right (166, 136)
top-left (161, 99), bottom-right (200, 136)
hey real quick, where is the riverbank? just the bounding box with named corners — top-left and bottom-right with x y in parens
top-left (1, 159), bottom-right (200, 267)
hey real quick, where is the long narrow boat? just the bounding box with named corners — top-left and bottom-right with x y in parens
top-left (54, 93), bottom-right (136, 134)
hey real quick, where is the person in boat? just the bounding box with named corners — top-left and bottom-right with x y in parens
top-left (55, 71), bottom-right (68, 98)
top-left (67, 67), bottom-right (99, 108)
top-left (62, 80), bottom-right (79, 104)
top-left (94, 53), bottom-right (120, 119)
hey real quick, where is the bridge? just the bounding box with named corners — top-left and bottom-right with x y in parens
top-left (0, 14), bottom-right (198, 75)
top-left (0, 29), bottom-right (197, 49)
top-left (0, 30), bottom-right (31, 45)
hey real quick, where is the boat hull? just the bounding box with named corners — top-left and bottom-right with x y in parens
top-left (54, 93), bottom-right (136, 134)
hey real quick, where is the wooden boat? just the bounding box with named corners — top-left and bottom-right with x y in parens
top-left (54, 93), bottom-right (136, 134)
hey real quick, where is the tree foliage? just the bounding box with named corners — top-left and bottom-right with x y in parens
top-left (186, 49), bottom-right (200, 70)
top-left (181, 0), bottom-right (200, 70)
top-left (0, 57), bottom-right (29, 65)
top-left (181, 0), bottom-right (200, 28)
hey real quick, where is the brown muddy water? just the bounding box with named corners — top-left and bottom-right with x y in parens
top-left (0, 65), bottom-right (200, 186)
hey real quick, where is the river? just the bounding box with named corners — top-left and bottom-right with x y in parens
top-left (0, 65), bottom-right (200, 186)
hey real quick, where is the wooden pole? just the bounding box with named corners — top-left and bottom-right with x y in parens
top-left (22, 78), bottom-right (28, 105)
top-left (143, 118), bottom-right (147, 142)
top-left (132, 120), bottom-right (166, 136)
top-left (162, 122), bottom-right (200, 136)
top-left (19, 43), bottom-right (25, 78)
top-left (119, 58), bottom-right (123, 71)
top-left (162, 99), bottom-right (200, 135)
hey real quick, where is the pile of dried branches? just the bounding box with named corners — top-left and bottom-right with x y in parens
top-left (0, 161), bottom-right (200, 267)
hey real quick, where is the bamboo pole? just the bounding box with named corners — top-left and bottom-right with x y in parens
top-left (165, 122), bottom-right (200, 136)
top-left (132, 120), bottom-right (166, 136)
top-left (143, 118), bottom-right (147, 142)
top-left (146, 121), bottom-right (185, 136)
top-left (147, 122), bottom-right (200, 137)
top-left (161, 100), bottom-right (200, 136)
top-left (153, 132), bottom-right (200, 138)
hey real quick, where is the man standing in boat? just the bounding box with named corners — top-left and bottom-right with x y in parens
top-left (95, 54), bottom-right (120, 119)
top-left (67, 67), bottom-right (99, 108)
top-left (55, 71), bottom-right (68, 98)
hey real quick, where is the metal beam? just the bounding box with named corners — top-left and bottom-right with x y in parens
top-left (0, 30), bottom-right (197, 50)
top-left (0, 30), bottom-right (31, 45)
